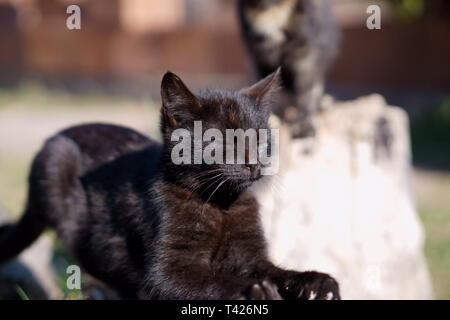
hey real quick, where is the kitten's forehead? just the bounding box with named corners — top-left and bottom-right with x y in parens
top-left (198, 89), bottom-right (265, 129)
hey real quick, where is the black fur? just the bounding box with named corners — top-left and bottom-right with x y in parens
top-left (0, 71), bottom-right (340, 300)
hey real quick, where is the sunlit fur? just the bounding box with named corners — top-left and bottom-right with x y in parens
top-left (0, 72), bottom-right (340, 300)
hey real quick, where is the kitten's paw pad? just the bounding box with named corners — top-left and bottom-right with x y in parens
top-left (307, 290), bottom-right (334, 300)
top-left (283, 272), bottom-right (340, 300)
top-left (300, 273), bottom-right (340, 300)
top-left (244, 280), bottom-right (283, 300)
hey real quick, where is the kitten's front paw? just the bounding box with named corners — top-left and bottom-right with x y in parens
top-left (238, 280), bottom-right (283, 300)
top-left (282, 272), bottom-right (340, 300)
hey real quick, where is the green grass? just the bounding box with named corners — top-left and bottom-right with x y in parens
top-left (411, 98), bottom-right (450, 299)
top-left (419, 206), bottom-right (450, 299)
top-left (52, 241), bottom-right (84, 300)
top-left (16, 286), bottom-right (30, 300)
top-left (0, 81), bottom-right (131, 111)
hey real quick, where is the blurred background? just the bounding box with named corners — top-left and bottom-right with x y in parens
top-left (0, 0), bottom-right (449, 299)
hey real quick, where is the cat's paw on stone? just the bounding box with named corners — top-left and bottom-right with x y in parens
top-left (282, 272), bottom-right (340, 300)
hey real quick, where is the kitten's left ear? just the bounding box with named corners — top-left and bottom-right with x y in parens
top-left (160, 71), bottom-right (201, 128)
top-left (239, 67), bottom-right (282, 107)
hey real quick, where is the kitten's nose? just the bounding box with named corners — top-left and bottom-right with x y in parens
top-left (246, 163), bottom-right (261, 180)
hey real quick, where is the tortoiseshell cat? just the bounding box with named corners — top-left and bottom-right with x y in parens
top-left (0, 71), bottom-right (340, 300)
top-left (238, 0), bottom-right (340, 137)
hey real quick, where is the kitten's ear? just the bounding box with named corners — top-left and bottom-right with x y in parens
top-left (239, 67), bottom-right (282, 107)
top-left (161, 71), bottom-right (201, 128)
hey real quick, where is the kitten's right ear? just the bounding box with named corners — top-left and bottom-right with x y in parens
top-left (161, 71), bottom-right (201, 128)
top-left (239, 67), bottom-right (282, 109)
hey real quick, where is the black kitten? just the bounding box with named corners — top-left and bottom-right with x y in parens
top-left (0, 71), bottom-right (340, 300)
top-left (238, 0), bottom-right (340, 137)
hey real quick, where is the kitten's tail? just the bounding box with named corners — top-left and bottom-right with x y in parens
top-left (0, 207), bottom-right (47, 264)
top-left (0, 134), bottom-right (83, 265)
top-left (0, 147), bottom-right (50, 264)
